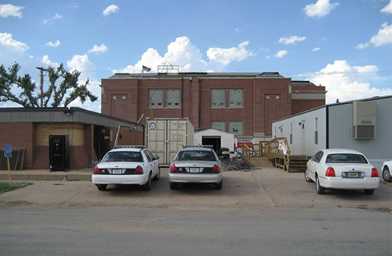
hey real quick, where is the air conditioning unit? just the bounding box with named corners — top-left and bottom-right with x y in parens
top-left (353, 100), bottom-right (377, 139)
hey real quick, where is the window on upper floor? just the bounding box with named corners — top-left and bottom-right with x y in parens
top-left (211, 89), bottom-right (226, 108)
top-left (211, 121), bottom-right (226, 132)
top-left (166, 89), bottom-right (181, 108)
top-left (149, 89), bottom-right (163, 108)
top-left (229, 121), bottom-right (243, 136)
top-left (229, 89), bottom-right (243, 108)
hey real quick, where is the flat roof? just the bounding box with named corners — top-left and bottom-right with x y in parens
top-left (107, 72), bottom-right (287, 79)
top-left (0, 107), bottom-right (144, 132)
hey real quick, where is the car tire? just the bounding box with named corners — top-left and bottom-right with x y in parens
top-left (153, 168), bottom-right (160, 181)
top-left (96, 184), bottom-right (107, 191)
top-left (215, 180), bottom-right (222, 190)
top-left (364, 189), bottom-right (375, 195)
top-left (304, 169), bottom-right (313, 182)
top-left (316, 176), bottom-right (326, 194)
top-left (170, 182), bottom-right (179, 190)
top-left (142, 173), bottom-right (152, 191)
top-left (382, 166), bottom-right (392, 182)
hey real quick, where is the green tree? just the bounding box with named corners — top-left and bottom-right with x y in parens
top-left (0, 63), bottom-right (98, 108)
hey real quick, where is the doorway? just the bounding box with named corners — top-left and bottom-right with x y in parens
top-left (202, 136), bottom-right (221, 152)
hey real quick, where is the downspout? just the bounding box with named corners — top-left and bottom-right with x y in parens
top-left (326, 105), bottom-right (329, 149)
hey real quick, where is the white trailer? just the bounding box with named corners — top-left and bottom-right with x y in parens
top-left (145, 118), bottom-right (194, 166)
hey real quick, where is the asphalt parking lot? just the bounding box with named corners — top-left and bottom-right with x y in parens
top-left (1, 166), bottom-right (391, 211)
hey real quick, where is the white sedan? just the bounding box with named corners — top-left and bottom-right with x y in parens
top-left (304, 149), bottom-right (380, 195)
top-left (92, 146), bottom-right (160, 191)
top-left (381, 160), bottom-right (392, 182)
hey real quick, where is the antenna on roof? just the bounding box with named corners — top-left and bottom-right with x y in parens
top-left (157, 61), bottom-right (179, 74)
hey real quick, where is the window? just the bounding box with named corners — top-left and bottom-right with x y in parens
top-left (229, 89), bottom-right (243, 108)
top-left (149, 89), bottom-right (163, 108)
top-left (167, 89), bottom-right (181, 108)
top-left (211, 121), bottom-right (226, 132)
top-left (290, 123), bottom-right (293, 144)
top-left (229, 121), bottom-right (243, 136)
top-left (312, 151), bottom-right (324, 163)
top-left (211, 89), bottom-right (225, 108)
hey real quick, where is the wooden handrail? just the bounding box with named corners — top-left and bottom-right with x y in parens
top-left (260, 137), bottom-right (291, 172)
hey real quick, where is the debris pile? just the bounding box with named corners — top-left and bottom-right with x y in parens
top-left (222, 158), bottom-right (253, 171)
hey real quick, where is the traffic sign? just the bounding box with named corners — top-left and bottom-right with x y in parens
top-left (4, 144), bottom-right (12, 158)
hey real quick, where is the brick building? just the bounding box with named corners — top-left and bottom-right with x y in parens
top-left (101, 72), bottom-right (325, 139)
top-left (0, 108), bottom-right (144, 170)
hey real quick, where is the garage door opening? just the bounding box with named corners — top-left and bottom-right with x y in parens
top-left (202, 136), bottom-right (221, 152)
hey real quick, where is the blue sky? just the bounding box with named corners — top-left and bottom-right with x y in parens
top-left (1, 0), bottom-right (391, 112)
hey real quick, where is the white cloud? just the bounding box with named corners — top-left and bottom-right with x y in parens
top-left (312, 47), bottom-right (321, 52)
top-left (275, 50), bottom-right (288, 58)
top-left (103, 5), bottom-right (119, 16)
top-left (279, 36), bottom-right (307, 45)
top-left (370, 22), bottom-right (392, 46)
top-left (113, 37), bottom-right (254, 74)
top-left (381, 0), bottom-right (392, 14)
top-left (304, 0), bottom-right (339, 18)
top-left (207, 41), bottom-right (253, 66)
top-left (301, 60), bottom-right (391, 103)
top-left (42, 55), bottom-right (59, 67)
top-left (0, 33), bottom-right (29, 52)
top-left (45, 40), bottom-right (61, 48)
top-left (357, 23), bottom-right (392, 49)
top-left (0, 4), bottom-right (23, 18)
top-left (353, 65), bottom-right (379, 74)
top-left (66, 3), bottom-right (78, 9)
top-left (356, 42), bottom-right (369, 49)
top-left (88, 44), bottom-right (108, 54)
top-left (42, 13), bottom-right (63, 24)
top-left (67, 54), bottom-right (95, 81)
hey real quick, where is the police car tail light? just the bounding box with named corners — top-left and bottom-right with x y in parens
top-left (134, 165), bottom-right (144, 174)
top-left (325, 167), bottom-right (335, 177)
top-left (93, 166), bottom-right (100, 174)
top-left (170, 165), bottom-right (178, 173)
top-left (371, 168), bottom-right (379, 177)
top-left (212, 165), bottom-right (220, 173)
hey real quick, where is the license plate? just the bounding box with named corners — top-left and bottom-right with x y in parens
top-left (112, 169), bottom-right (123, 174)
top-left (348, 172), bottom-right (359, 178)
top-left (189, 168), bottom-right (200, 173)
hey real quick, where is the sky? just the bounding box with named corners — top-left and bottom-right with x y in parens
top-left (0, 0), bottom-right (391, 113)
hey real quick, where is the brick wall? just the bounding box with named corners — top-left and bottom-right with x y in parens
top-left (0, 123), bottom-right (35, 169)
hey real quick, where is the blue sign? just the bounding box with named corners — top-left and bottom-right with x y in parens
top-left (4, 144), bottom-right (12, 158)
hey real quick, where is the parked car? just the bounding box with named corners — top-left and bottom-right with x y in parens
top-left (92, 146), bottom-right (160, 191)
top-left (381, 160), bottom-right (392, 182)
top-left (168, 146), bottom-right (223, 190)
top-left (304, 149), bottom-right (380, 195)
top-left (218, 147), bottom-right (230, 159)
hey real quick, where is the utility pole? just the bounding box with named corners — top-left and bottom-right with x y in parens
top-left (36, 67), bottom-right (47, 108)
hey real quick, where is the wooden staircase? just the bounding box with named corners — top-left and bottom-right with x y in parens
top-left (289, 155), bottom-right (308, 171)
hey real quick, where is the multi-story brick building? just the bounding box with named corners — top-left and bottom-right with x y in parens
top-left (101, 72), bottom-right (326, 140)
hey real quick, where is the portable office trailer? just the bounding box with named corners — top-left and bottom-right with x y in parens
top-left (272, 96), bottom-right (392, 170)
top-left (145, 118), bottom-right (194, 166)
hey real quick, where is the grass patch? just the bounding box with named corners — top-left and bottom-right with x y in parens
top-left (0, 182), bottom-right (32, 194)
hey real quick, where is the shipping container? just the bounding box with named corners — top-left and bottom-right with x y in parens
top-left (146, 118), bottom-right (194, 166)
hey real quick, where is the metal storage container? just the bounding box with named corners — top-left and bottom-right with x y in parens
top-left (146, 118), bottom-right (194, 166)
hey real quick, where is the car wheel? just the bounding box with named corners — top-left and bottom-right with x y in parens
top-left (364, 189), bottom-right (375, 195)
top-left (96, 184), bottom-right (107, 191)
top-left (153, 168), bottom-right (160, 181)
top-left (382, 166), bottom-right (392, 182)
top-left (142, 173), bottom-right (152, 191)
top-left (170, 182), bottom-right (179, 190)
top-left (215, 180), bottom-right (222, 190)
top-left (316, 176), bottom-right (326, 194)
top-left (304, 169), bottom-right (313, 182)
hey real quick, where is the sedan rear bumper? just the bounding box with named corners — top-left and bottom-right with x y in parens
top-left (168, 173), bottom-right (222, 184)
top-left (319, 176), bottom-right (380, 189)
top-left (92, 174), bottom-right (149, 185)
